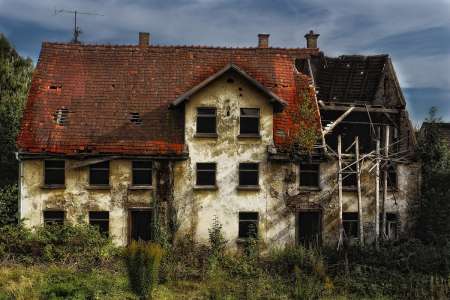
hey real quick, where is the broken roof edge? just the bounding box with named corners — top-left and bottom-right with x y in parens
top-left (17, 151), bottom-right (189, 161)
top-left (170, 63), bottom-right (288, 110)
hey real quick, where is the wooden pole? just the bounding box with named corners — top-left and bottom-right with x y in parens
top-left (338, 135), bottom-right (343, 249)
top-left (375, 139), bottom-right (380, 249)
top-left (355, 137), bottom-right (364, 245)
top-left (382, 125), bottom-right (390, 240)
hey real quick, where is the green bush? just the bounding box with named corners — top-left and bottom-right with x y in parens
top-left (208, 215), bottom-right (227, 258)
top-left (0, 184), bottom-right (18, 226)
top-left (124, 241), bottom-right (163, 300)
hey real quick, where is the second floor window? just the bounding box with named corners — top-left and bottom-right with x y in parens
top-left (239, 163), bottom-right (259, 186)
top-left (196, 107), bottom-right (216, 135)
top-left (44, 160), bottom-right (65, 186)
top-left (300, 163), bottom-right (319, 188)
top-left (89, 161), bottom-right (110, 186)
top-left (240, 108), bottom-right (260, 135)
top-left (196, 163), bottom-right (216, 186)
top-left (132, 161), bottom-right (152, 186)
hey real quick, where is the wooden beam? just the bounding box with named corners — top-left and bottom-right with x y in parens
top-left (337, 135), bottom-right (344, 250)
top-left (375, 139), bottom-right (380, 249)
top-left (320, 104), bottom-right (400, 114)
top-left (382, 125), bottom-right (390, 239)
top-left (323, 106), bottom-right (355, 135)
top-left (356, 137), bottom-right (364, 245)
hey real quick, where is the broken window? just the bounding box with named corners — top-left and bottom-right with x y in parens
top-left (343, 212), bottom-right (359, 238)
top-left (196, 163), bottom-right (216, 186)
top-left (342, 169), bottom-right (357, 188)
top-left (89, 211), bottom-right (109, 236)
top-left (387, 164), bottom-right (397, 189)
top-left (132, 161), bottom-right (152, 186)
top-left (43, 210), bottom-right (65, 225)
top-left (238, 212), bottom-right (259, 239)
top-left (380, 213), bottom-right (399, 240)
top-left (89, 161), bottom-right (110, 186)
top-left (53, 107), bottom-right (69, 126)
top-left (129, 112), bottom-right (143, 125)
top-left (300, 163), bottom-right (320, 188)
top-left (196, 107), bottom-right (216, 134)
top-left (44, 160), bottom-right (65, 186)
top-left (240, 108), bottom-right (260, 135)
top-left (239, 163), bottom-right (259, 186)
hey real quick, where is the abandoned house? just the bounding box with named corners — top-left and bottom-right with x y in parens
top-left (16, 31), bottom-right (420, 248)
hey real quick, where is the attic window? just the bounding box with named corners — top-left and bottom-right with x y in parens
top-left (53, 108), bottom-right (69, 126)
top-left (48, 84), bottom-right (62, 92)
top-left (129, 112), bottom-right (142, 125)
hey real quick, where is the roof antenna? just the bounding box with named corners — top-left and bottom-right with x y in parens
top-left (54, 9), bottom-right (103, 43)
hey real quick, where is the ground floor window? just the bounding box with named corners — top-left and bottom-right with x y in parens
top-left (238, 212), bottom-right (258, 239)
top-left (297, 211), bottom-right (322, 247)
top-left (43, 210), bottom-right (65, 225)
top-left (129, 209), bottom-right (153, 242)
top-left (343, 212), bottom-right (359, 238)
top-left (382, 212), bottom-right (399, 240)
top-left (89, 211), bottom-right (109, 236)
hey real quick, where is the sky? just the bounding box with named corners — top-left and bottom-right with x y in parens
top-left (0, 0), bottom-right (449, 125)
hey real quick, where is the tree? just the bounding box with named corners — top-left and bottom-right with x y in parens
top-left (414, 107), bottom-right (450, 243)
top-left (0, 33), bottom-right (33, 187)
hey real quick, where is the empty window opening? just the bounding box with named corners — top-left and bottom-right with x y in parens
top-left (43, 210), bottom-right (65, 225)
top-left (132, 161), bottom-right (152, 186)
top-left (385, 213), bottom-right (399, 240)
top-left (196, 107), bottom-right (216, 135)
top-left (342, 169), bottom-right (357, 188)
top-left (297, 211), bottom-right (322, 247)
top-left (130, 210), bottom-right (154, 242)
top-left (239, 163), bottom-right (259, 186)
top-left (227, 78), bottom-right (234, 83)
top-left (89, 161), bottom-right (110, 186)
top-left (196, 163), bottom-right (216, 186)
top-left (387, 164), bottom-right (397, 189)
top-left (240, 108), bottom-right (260, 135)
top-left (44, 160), bottom-right (65, 186)
top-left (238, 212), bottom-right (259, 239)
top-left (129, 112), bottom-right (143, 125)
top-left (89, 211), bottom-right (109, 236)
top-left (48, 84), bottom-right (62, 92)
top-left (300, 163), bottom-right (320, 188)
top-left (53, 107), bottom-right (69, 126)
top-left (343, 212), bottom-right (359, 239)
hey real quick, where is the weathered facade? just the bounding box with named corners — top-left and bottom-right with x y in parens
top-left (17, 32), bottom-right (419, 248)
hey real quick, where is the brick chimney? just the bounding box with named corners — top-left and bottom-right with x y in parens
top-left (139, 32), bottom-right (150, 46)
top-left (258, 33), bottom-right (270, 48)
top-left (304, 30), bottom-right (319, 48)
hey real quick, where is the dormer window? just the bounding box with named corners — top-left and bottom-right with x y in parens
top-left (196, 107), bottom-right (216, 136)
top-left (240, 108), bottom-right (260, 136)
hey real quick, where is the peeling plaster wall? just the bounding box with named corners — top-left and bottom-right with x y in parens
top-left (174, 72), bottom-right (296, 248)
top-left (20, 159), bottom-right (156, 246)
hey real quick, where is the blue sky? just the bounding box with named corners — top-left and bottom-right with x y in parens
top-left (0, 0), bottom-right (449, 125)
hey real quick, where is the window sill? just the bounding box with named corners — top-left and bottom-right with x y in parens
top-left (193, 185), bottom-right (218, 190)
top-left (41, 184), bottom-right (66, 190)
top-left (236, 238), bottom-right (259, 244)
top-left (299, 186), bottom-right (321, 192)
top-left (86, 185), bottom-right (111, 190)
top-left (129, 185), bottom-right (153, 190)
top-left (237, 185), bottom-right (260, 191)
top-left (237, 134), bottom-right (261, 139)
top-left (194, 133), bottom-right (218, 138)
top-left (342, 186), bottom-right (357, 192)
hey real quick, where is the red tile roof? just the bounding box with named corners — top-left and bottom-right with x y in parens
top-left (17, 42), bottom-right (320, 156)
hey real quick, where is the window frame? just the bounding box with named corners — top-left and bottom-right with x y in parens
top-left (196, 107), bottom-right (217, 136)
top-left (238, 211), bottom-right (259, 239)
top-left (299, 163), bottom-right (320, 189)
top-left (43, 160), bottom-right (66, 187)
top-left (195, 162), bottom-right (217, 188)
top-left (239, 108), bottom-right (260, 137)
top-left (238, 162), bottom-right (259, 188)
top-left (89, 161), bottom-right (110, 187)
top-left (89, 211), bottom-right (110, 236)
top-left (342, 212), bottom-right (359, 239)
top-left (131, 161), bottom-right (153, 187)
top-left (43, 210), bottom-right (65, 225)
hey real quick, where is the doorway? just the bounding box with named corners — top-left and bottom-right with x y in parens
top-left (129, 209), bottom-right (153, 243)
top-left (297, 211), bottom-right (322, 247)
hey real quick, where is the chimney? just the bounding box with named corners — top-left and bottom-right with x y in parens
top-left (304, 30), bottom-right (319, 48)
top-left (258, 33), bottom-right (270, 48)
top-left (139, 32), bottom-right (150, 46)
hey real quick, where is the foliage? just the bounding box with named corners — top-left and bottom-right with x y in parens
top-left (0, 33), bottom-right (33, 187)
top-left (124, 241), bottom-right (163, 300)
top-left (414, 107), bottom-right (450, 243)
top-left (208, 215), bottom-right (227, 258)
top-left (0, 184), bottom-right (18, 226)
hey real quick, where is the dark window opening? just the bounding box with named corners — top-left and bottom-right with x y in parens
top-left (238, 212), bottom-right (259, 239)
top-left (300, 164), bottom-right (319, 187)
top-left (343, 212), bottom-right (359, 238)
top-left (89, 211), bottom-right (109, 236)
top-left (130, 210), bottom-right (153, 242)
top-left (342, 170), bottom-right (357, 188)
top-left (53, 107), bottom-right (69, 125)
top-left (387, 164), bottom-right (397, 189)
top-left (196, 163), bottom-right (216, 186)
top-left (240, 108), bottom-right (260, 135)
top-left (44, 160), bottom-right (65, 186)
top-left (43, 210), bottom-right (65, 225)
top-left (380, 213), bottom-right (399, 240)
top-left (239, 163), bottom-right (259, 186)
top-left (89, 161), bottom-right (110, 186)
top-left (132, 161), bottom-right (152, 186)
top-left (297, 211), bottom-right (322, 247)
top-left (196, 107), bottom-right (216, 134)
top-left (129, 112), bottom-right (143, 125)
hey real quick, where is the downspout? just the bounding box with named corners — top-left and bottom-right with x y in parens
top-left (15, 152), bottom-right (22, 223)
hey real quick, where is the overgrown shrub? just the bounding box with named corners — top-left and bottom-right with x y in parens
top-left (0, 184), bottom-right (18, 226)
top-left (208, 215), bottom-right (227, 258)
top-left (124, 241), bottom-right (163, 300)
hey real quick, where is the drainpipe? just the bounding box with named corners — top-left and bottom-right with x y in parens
top-left (15, 152), bottom-right (22, 223)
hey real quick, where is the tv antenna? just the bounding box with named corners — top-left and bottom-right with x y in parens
top-left (54, 9), bottom-right (103, 43)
